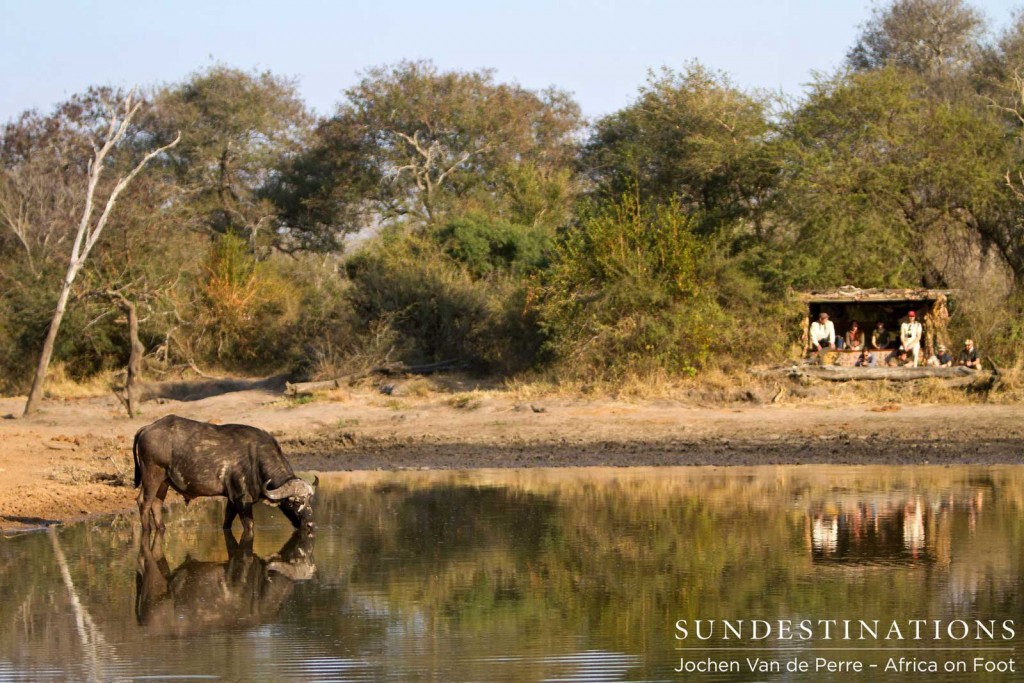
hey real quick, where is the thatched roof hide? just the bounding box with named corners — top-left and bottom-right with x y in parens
top-left (797, 285), bottom-right (956, 361)
top-left (799, 286), bottom-right (953, 303)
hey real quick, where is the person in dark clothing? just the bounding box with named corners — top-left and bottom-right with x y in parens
top-left (958, 339), bottom-right (981, 369)
top-left (871, 321), bottom-right (891, 350)
top-left (927, 344), bottom-right (952, 367)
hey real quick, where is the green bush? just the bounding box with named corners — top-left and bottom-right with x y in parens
top-left (0, 261), bottom-right (130, 394)
top-left (176, 234), bottom-right (353, 374)
top-left (344, 229), bottom-right (542, 372)
top-left (948, 284), bottom-right (1024, 370)
top-left (433, 214), bottom-right (551, 278)
top-left (540, 193), bottom-right (790, 379)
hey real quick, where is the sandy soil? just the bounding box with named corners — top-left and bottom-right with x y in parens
top-left (1, 380), bottom-right (1022, 532)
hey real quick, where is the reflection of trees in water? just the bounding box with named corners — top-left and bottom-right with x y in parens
top-left (312, 467), bottom-right (1024, 661)
top-left (0, 508), bottom-right (337, 681)
top-left (0, 514), bottom-right (138, 678)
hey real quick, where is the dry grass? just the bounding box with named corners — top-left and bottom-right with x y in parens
top-left (29, 353), bottom-right (1010, 411)
top-left (500, 365), bottom-right (999, 408)
top-left (825, 378), bottom-right (973, 406)
top-left (502, 367), bottom-right (777, 404)
top-left (446, 392), bottom-right (483, 410)
top-left (47, 462), bottom-right (95, 486)
top-left (396, 376), bottom-right (436, 398)
top-left (41, 364), bottom-right (119, 399)
top-left (991, 362), bottom-right (1024, 403)
top-left (45, 436), bottom-right (133, 487)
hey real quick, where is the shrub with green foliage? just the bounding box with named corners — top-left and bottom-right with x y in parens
top-left (0, 260), bottom-right (134, 393)
top-left (344, 229), bottom-right (542, 373)
top-left (433, 214), bottom-right (551, 277)
top-left (175, 234), bottom-right (352, 373)
top-left (948, 284), bottom-right (1024, 370)
top-left (540, 193), bottom-right (791, 378)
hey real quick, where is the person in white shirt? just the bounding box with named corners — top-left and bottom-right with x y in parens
top-left (809, 312), bottom-right (836, 354)
top-left (899, 310), bottom-right (923, 367)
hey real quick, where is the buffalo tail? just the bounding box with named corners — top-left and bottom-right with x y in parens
top-left (133, 429), bottom-right (142, 488)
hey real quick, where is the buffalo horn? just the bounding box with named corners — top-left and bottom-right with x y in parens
top-left (263, 477), bottom-right (314, 501)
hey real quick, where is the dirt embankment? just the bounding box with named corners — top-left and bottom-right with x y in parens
top-left (2, 383), bottom-right (1022, 532)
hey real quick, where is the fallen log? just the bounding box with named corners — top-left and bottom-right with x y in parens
top-left (285, 359), bottom-right (465, 396)
top-left (784, 365), bottom-right (983, 382)
top-left (375, 359), bottom-right (465, 376)
top-left (284, 375), bottom-right (355, 395)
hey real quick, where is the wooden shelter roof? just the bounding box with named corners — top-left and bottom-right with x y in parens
top-left (799, 286), bottom-right (953, 304)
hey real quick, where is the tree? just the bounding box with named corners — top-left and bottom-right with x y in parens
top-left (266, 112), bottom-right (379, 251)
top-left (0, 104), bottom-right (100, 279)
top-left (148, 66), bottom-right (312, 252)
top-left (979, 69), bottom-right (1024, 286)
top-left (102, 287), bottom-right (145, 417)
top-left (21, 92), bottom-right (179, 416)
top-left (972, 10), bottom-right (1024, 90)
top-left (779, 67), bottom-right (1008, 289)
top-left (583, 63), bottom-right (778, 239)
top-left (287, 60), bottom-right (582, 231)
top-left (847, 0), bottom-right (986, 76)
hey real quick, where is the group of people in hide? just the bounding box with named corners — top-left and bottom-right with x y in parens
top-left (809, 311), bottom-right (981, 369)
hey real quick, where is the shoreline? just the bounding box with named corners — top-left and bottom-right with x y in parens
top-left (2, 388), bottom-right (1022, 532)
top-left (286, 435), bottom-right (1024, 470)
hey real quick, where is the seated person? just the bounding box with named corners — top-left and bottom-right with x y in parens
top-left (886, 348), bottom-right (910, 367)
top-left (855, 349), bottom-right (876, 367)
top-left (845, 321), bottom-right (865, 350)
top-left (871, 321), bottom-right (891, 350)
top-left (809, 312), bottom-right (836, 353)
top-left (926, 344), bottom-right (952, 367)
top-left (958, 339), bottom-right (981, 369)
top-left (899, 311), bottom-right (923, 367)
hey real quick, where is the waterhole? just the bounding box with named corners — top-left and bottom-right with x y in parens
top-left (1, 465), bottom-right (1022, 681)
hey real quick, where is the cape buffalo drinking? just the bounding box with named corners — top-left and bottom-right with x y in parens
top-left (133, 415), bottom-right (317, 535)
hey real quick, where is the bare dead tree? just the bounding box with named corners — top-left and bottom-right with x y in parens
top-left (0, 141), bottom-right (83, 279)
top-left (391, 129), bottom-right (488, 223)
top-left (23, 92), bottom-right (180, 416)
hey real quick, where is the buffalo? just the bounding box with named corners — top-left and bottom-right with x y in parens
top-left (133, 415), bottom-right (318, 535)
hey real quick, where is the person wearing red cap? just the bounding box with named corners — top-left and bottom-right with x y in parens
top-left (899, 310), bottom-right (922, 367)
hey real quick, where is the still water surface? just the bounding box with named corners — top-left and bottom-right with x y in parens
top-left (1, 466), bottom-right (1023, 682)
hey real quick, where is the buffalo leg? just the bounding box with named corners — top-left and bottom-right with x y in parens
top-left (223, 501), bottom-right (238, 531)
top-left (224, 473), bottom-right (255, 537)
top-left (149, 481), bottom-right (170, 532)
top-left (138, 467), bottom-right (170, 532)
top-left (238, 504), bottom-right (255, 539)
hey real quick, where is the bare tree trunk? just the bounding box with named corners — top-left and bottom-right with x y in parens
top-left (22, 92), bottom-right (179, 417)
top-left (23, 276), bottom-right (76, 414)
top-left (114, 294), bottom-right (145, 417)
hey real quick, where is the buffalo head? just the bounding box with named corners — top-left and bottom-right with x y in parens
top-left (263, 475), bottom-right (320, 533)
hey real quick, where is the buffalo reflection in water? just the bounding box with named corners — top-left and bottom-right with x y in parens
top-left (135, 529), bottom-right (315, 636)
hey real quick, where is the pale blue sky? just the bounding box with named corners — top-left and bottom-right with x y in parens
top-left (1, 0), bottom-right (1020, 123)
